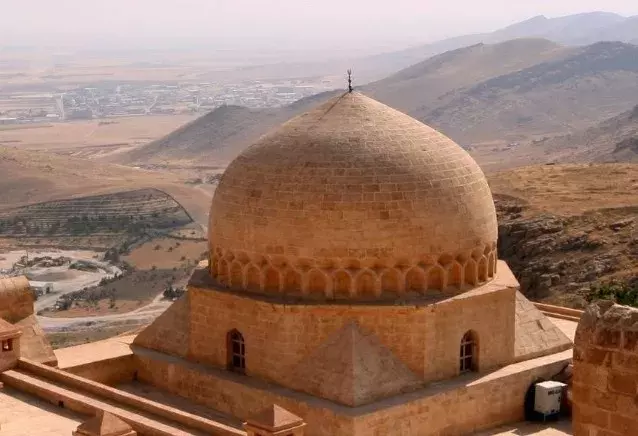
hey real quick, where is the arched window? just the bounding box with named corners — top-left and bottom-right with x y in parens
top-left (227, 330), bottom-right (246, 373)
top-left (459, 331), bottom-right (477, 373)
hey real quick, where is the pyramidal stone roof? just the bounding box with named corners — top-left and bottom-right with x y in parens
top-left (287, 321), bottom-right (422, 406)
top-left (133, 293), bottom-right (190, 358)
top-left (74, 411), bottom-right (134, 436)
top-left (514, 291), bottom-right (573, 362)
top-left (0, 318), bottom-right (20, 340)
top-left (245, 404), bottom-right (304, 431)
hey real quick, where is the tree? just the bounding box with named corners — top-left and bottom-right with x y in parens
top-left (587, 281), bottom-right (638, 307)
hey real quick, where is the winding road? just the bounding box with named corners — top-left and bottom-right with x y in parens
top-left (39, 293), bottom-right (171, 332)
top-left (36, 183), bottom-right (213, 332)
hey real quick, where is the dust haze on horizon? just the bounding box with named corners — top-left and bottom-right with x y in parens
top-left (2, 0), bottom-right (638, 53)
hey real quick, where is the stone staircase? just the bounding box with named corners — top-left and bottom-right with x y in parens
top-left (1, 359), bottom-right (245, 436)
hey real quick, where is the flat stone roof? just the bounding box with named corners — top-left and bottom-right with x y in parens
top-left (0, 386), bottom-right (82, 435)
top-left (55, 334), bottom-right (135, 369)
top-left (549, 317), bottom-right (578, 342)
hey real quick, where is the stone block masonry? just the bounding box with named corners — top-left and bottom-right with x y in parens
top-left (134, 346), bottom-right (571, 436)
top-left (572, 300), bottom-right (638, 436)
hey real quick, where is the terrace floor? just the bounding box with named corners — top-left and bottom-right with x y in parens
top-left (0, 385), bottom-right (82, 435)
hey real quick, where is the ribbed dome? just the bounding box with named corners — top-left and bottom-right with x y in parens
top-left (209, 92), bottom-right (498, 300)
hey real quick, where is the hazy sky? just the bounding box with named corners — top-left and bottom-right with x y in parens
top-left (2, 0), bottom-right (638, 51)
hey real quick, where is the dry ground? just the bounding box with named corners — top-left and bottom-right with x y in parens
top-left (123, 238), bottom-right (208, 270)
top-left (45, 299), bottom-right (145, 318)
top-left (40, 237), bottom-right (206, 318)
top-left (488, 164), bottom-right (638, 216)
top-left (0, 115), bottom-right (194, 159)
top-left (0, 146), bottom-right (213, 234)
top-left (40, 266), bottom-right (190, 318)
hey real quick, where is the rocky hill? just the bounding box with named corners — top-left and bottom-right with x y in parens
top-left (363, 39), bottom-right (574, 121)
top-left (118, 90), bottom-right (340, 165)
top-left (489, 164), bottom-right (638, 308)
top-left (0, 146), bottom-right (182, 209)
top-left (527, 104), bottom-right (638, 164)
top-left (0, 188), bottom-right (192, 240)
top-left (0, 146), bottom-right (213, 248)
top-left (421, 41), bottom-right (638, 143)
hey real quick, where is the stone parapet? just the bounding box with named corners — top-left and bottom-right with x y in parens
top-left (572, 300), bottom-right (638, 436)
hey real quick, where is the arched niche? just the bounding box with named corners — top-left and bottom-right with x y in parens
top-left (448, 262), bottom-right (463, 288)
top-left (356, 270), bottom-right (378, 297)
top-left (488, 253), bottom-right (496, 278)
top-left (230, 262), bottom-right (243, 288)
top-left (307, 269), bottom-right (327, 297)
top-left (428, 266), bottom-right (445, 290)
top-left (478, 257), bottom-right (488, 282)
top-left (210, 256), bottom-right (219, 277)
top-left (333, 270), bottom-right (352, 298)
top-left (218, 259), bottom-right (229, 286)
top-left (405, 267), bottom-right (426, 293)
top-left (245, 264), bottom-right (261, 291)
top-left (381, 268), bottom-right (401, 295)
top-left (464, 259), bottom-right (478, 286)
top-left (283, 268), bottom-right (302, 294)
top-left (263, 267), bottom-right (281, 292)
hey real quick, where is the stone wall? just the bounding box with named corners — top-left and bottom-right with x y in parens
top-left (188, 285), bottom-right (429, 384)
top-left (135, 347), bottom-right (570, 436)
top-left (185, 280), bottom-right (515, 388)
top-left (572, 301), bottom-right (638, 436)
top-left (0, 337), bottom-right (20, 372)
top-left (63, 355), bottom-right (137, 385)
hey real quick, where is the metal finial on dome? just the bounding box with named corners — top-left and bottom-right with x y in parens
top-left (347, 69), bottom-right (353, 93)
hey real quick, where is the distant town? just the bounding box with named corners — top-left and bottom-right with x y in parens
top-left (0, 79), bottom-right (335, 125)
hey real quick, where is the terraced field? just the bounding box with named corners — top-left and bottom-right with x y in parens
top-left (0, 188), bottom-right (192, 241)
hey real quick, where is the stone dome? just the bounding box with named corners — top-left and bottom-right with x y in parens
top-left (209, 92), bottom-right (498, 300)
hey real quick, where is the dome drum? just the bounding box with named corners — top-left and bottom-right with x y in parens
top-left (209, 243), bottom-right (498, 300)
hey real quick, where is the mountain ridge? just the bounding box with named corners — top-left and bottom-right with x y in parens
top-left (351, 11), bottom-right (638, 81)
top-left (119, 38), bottom-right (638, 167)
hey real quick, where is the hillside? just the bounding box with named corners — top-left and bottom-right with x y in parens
top-left (124, 40), bottom-right (638, 168)
top-left (525, 105), bottom-right (638, 164)
top-left (354, 11), bottom-right (638, 80)
top-left (422, 41), bottom-right (638, 143)
top-left (118, 90), bottom-right (341, 165)
top-left (119, 105), bottom-right (283, 165)
top-left (0, 188), bottom-right (194, 250)
top-left (0, 146), bottom-right (213, 242)
top-left (0, 146), bottom-right (182, 209)
top-left (364, 38), bottom-right (573, 118)
top-left (489, 164), bottom-right (638, 308)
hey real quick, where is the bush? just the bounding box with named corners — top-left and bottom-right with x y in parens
top-left (586, 281), bottom-right (638, 307)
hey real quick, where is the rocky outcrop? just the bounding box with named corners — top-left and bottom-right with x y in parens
top-left (495, 195), bottom-right (636, 307)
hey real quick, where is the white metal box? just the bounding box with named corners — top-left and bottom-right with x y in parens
top-left (534, 381), bottom-right (566, 417)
